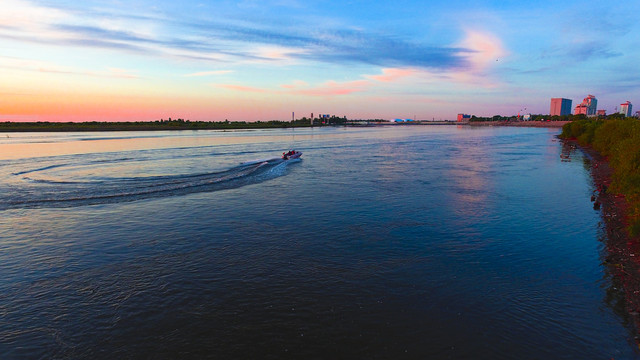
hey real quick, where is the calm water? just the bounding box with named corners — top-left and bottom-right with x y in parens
top-left (0, 126), bottom-right (636, 359)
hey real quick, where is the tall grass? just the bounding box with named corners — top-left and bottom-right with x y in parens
top-left (560, 118), bottom-right (640, 235)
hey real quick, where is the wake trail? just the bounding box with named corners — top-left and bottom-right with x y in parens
top-left (1, 158), bottom-right (298, 210)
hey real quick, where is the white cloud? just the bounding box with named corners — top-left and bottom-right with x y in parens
top-left (250, 45), bottom-right (309, 63)
top-left (0, 0), bottom-right (69, 28)
top-left (0, 0), bottom-right (72, 42)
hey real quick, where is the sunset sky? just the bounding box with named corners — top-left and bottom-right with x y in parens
top-left (1, 0), bottom-right (639, 122)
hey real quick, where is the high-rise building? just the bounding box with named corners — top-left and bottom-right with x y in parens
top-left (620, 101), bottom-right (633, 117)
top-left (575, 95), bottom-right (597, 116)
top-left (550, 98), bottom-right (572, 116)
top-left (457, 113), bottom-right (471, 122)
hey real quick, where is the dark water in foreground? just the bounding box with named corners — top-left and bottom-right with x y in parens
top-left (0, 126), bottom-right (637, 359)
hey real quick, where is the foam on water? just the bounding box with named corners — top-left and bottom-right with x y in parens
top-left (0, 156), bottom-right (298, 210)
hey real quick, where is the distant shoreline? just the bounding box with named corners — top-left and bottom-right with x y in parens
top-left (0, 120), bottom-right (571, 132)
top-left (0, 121), bottom-right (314, 132)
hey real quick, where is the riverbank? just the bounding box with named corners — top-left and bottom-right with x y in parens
top-left (469, 120), bottom-right (570, 128)
top-left (572, 140), bottom-right (640, 344)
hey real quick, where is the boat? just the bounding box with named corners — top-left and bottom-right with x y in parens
top-left (282, 150), bottom-right (302, 160)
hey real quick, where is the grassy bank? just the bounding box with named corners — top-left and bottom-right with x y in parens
top-left (468, 120), bottom-right (569, 128)
top-left (560, 118), bottom-right (640, 234)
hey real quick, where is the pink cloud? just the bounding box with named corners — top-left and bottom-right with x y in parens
top-left (458, 30), bottom-right (508, 72)
top-left (366, 68), bottom-right (416, 82)
top-left (105, 67), bottom-right (140, 79)
top-left (217, 79), bottom-right (371, 97)
top-left (184, 70), bottom-right (233, 77)
top-left (280, 80), bottom-right (308, 89)
top-left (218, 84), bottom-right (268, 93)
top-left (0, 56), bottom-right (140, 79)
top-left (294, 80), bottom-right (369, 96)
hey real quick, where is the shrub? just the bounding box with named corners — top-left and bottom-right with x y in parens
top-left (561, 118), bottom-right (640, 235)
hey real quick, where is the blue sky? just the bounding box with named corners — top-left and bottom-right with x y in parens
top-left (1, 0), bottom-right (638, 121)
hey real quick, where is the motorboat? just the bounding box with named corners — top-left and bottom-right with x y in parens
top-left (282, 150), bottom-right (302, 160)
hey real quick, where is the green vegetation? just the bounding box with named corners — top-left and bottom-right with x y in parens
top-left (0, 116), bottom-right (351, 132)
top-left (469, 114), bottom-right (566, 122)
top-left (468, 112), bottom-right (623, 123)
top-left (560, 117), bottom-right (640, 235)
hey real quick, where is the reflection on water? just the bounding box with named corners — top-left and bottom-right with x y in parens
top-left (0, 128), bottom-right (376, 161)
top-left (444, 138), bottom-right (492, 218)
top-left (0, 131), bottom-right (282, 160)
top-left (0, 126), bottom-right (638, 359)
top-left (560, 139), bottom-right (578, 162)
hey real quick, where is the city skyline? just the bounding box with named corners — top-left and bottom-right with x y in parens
top-left (1, 0), bottom-right (639, 122)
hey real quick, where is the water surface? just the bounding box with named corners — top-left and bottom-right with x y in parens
top-left (0, 126), bottom-right (636, 359)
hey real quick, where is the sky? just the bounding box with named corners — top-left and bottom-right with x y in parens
top-left (1, 0), bottom-right (639, 122)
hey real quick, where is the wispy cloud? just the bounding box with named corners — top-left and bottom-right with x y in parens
top-left (359, 31), bottom-right (507, 89)
top-left (280, 80), bottom-right (308, 89)
top-left (39, 66), bottom-right (140, 79)
top-left (105, 67), bottom-right (140, 79)
top-left (0, 0), bottom-right (472, 70)
top-left (567, 40), bottom-right (622, 60)
top-left (218, 79), bottom-right (370, 97)
top-left (184, 70), bottom-right (233, 77)
top-left (366, 68), bottom-right (417, 82)
top-left (250, 45), bottom-right (309, 63)
top-left (295, 80), bottom-right (369, 96)
top-left (218, 84), bottom-right (268, 93)
top-left (0, 55), bottom-right (140, 79)
top-left (0, 0), bottom-right (68, 29)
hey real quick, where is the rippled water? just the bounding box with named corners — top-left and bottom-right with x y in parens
top-left (0, 126), bottom-right (637, 359)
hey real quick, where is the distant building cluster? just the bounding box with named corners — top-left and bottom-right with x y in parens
top-left (574, 95), bottom-right (598, 116)
top-left (394, 118), bottom-right (415, 123)
top-left (549, 95), bottom-right (635, 118)
top-left (454, 95), bottom-right (635, 121)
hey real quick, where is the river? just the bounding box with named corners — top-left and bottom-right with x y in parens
top-left (0, 126), bottom-right (636, 359)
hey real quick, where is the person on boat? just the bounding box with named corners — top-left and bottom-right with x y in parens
top-left (282, 152), bottom-right (288, 160)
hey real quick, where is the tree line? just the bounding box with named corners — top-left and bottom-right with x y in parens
top-left (469, 112), bottom-right (631, 122)
top-left (0, 116), bottom-right (350, 132)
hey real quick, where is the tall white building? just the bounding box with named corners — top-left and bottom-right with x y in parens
top-left (620, 101), bottom-right (633, 117)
